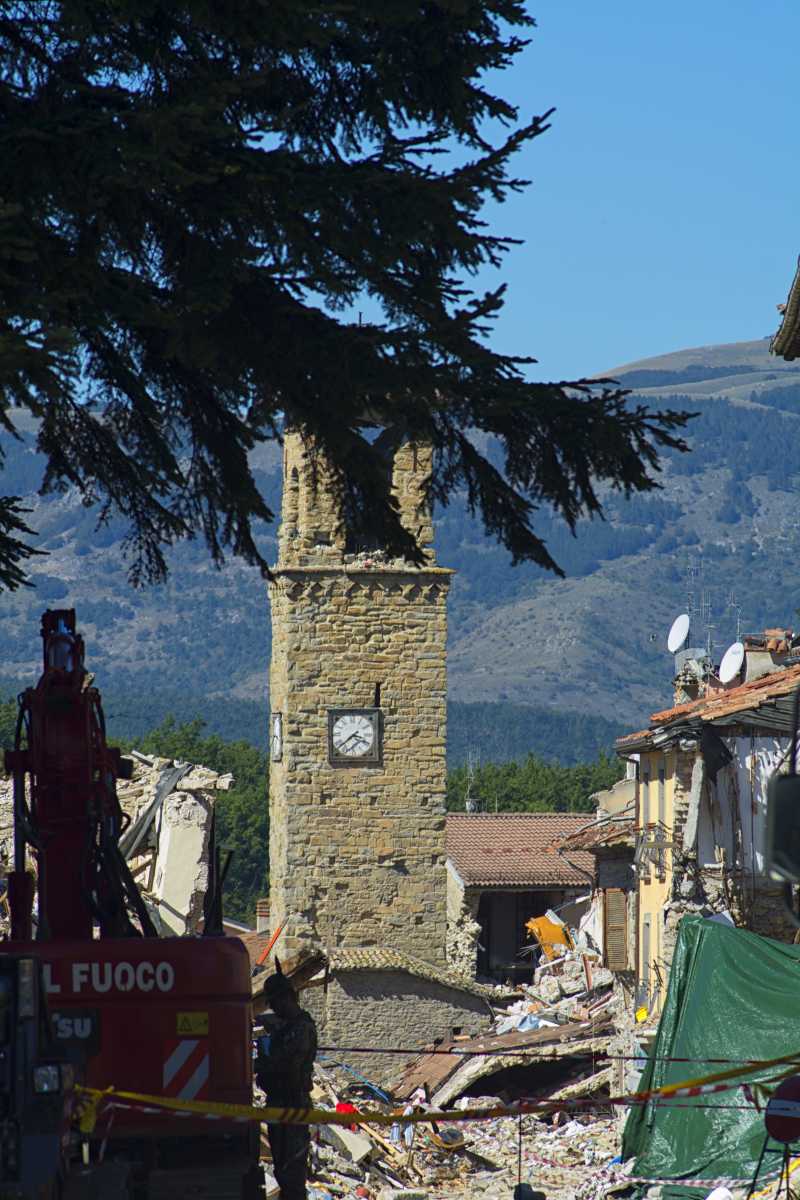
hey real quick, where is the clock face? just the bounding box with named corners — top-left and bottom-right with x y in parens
top-left (331, 713), bottom-right (375, 758)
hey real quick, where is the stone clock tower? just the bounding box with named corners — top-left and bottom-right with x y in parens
top-left (268, 431), bottom-right (451, 963)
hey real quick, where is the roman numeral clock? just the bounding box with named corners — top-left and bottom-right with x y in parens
top-left (267, 429), bottom-right (452, 964)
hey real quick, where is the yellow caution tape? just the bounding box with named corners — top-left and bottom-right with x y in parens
top-left (749, 1154), bottom-right (800, 1199)
top-left (633, 1050), bottom-right (800, 1101)
top-left (75, 1086), bottom-right (114, 1135)
top-left (73, 1047), bottom-right (800, 1131)
top-left (75, 1085), bottom-right (428, 1127)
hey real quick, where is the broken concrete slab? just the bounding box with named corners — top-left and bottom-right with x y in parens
top-left (547, 1066), bottom-right (612, 1101)
top-left (320, 1124), bottom-right (373, 1164)
top-left (537, 974), bottom-right (561, 1004)
top-left (559, 975), bottom-right (585, 997)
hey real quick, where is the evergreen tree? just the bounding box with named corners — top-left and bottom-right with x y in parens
top-left (0, 2), bottom-right (690, 589)
top-left (446, 751), bottom-right (624, 813)
top-left (0, 694), bottom-right (18, 754)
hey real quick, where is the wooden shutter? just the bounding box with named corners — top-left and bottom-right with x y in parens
top-left (604, 888), bottom-right (629, 971)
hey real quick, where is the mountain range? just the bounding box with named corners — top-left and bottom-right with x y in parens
top-left (1, 335), bottom-right (799, 763)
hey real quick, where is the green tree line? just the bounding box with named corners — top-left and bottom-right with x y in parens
top-left (446, 752), bottom-right (624, 814)
top-left (131, 717), bottom-right (267, 925)
top-left (0, 702), bottom-right (621, 924)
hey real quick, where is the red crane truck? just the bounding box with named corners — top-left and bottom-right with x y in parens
top-left (0, 610), bottom-right (260, 1199)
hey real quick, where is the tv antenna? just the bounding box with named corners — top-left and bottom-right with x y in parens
top-left (464, 749), bottom-right (480, 813)
top-left (701, 587), bottom-right (716, 659)
top-left (684, 556), bottom-right (701, 630)
top-left (726, 590), bottom-right (743, 642)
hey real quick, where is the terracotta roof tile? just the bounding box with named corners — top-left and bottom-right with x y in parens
top-left (445, 813), bottom-right (594, 887)
top-left (236, 930), bottom-right (271, 971)
top-left (556, 816), bottom-right (635, 852)
top-left (615, 662), bottom-right (800, 752)
top-left (649, 662), bottom-right (800, 726)
top-left (328, 947), bottom-right (499, 999)
top-left (616, 727), bottom-right (652, 747)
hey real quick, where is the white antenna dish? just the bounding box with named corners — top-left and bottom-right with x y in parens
top-left (719, 641), bottom-right (745, 685)
top-left (667, 613), bottom-right (691, 653)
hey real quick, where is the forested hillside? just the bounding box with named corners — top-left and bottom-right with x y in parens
top-left (1, 337), bottom-right (800, 743)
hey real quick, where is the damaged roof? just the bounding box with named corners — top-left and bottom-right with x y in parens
top-left (446, 813), bottom-right (594, 888)
top-left (326, 946), bottom-right (499, 1000)
top-left (616, 662), bottom-right (800, 752)
top-left (253, 944), bottom-right (503, 1001)
top-left (391, 1012), bottom-right (613, 1103)
top-left (772, 256), bottom-right (800, 360)
top-left (556, 815), bottom-right (635, 852)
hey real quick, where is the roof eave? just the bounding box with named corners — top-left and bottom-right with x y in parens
top-left (773, 255), bottom-right (800, 360)
top-left (461, 877), bottom-right (589, 890)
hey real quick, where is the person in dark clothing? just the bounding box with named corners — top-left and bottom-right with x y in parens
top-left (254, 959), bottom-right (318, 1200)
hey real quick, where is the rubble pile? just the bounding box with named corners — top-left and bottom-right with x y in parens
top-left (118, 752), bottom-right (232, 936)
top-left (464, 1107), bottom-right (621, 1200)
top-left (260, 1066), bottom-right (622, 1200)
top-left (262, 944), bottom-right (627, 1200)
top-left (497, 951), bottom-right (615, 1031)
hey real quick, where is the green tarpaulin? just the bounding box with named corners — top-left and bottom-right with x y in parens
top-left (622, 914), bottom-right (800, 1198)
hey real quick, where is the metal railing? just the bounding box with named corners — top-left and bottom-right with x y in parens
top-left (634, 821), bottom-right (674, 882)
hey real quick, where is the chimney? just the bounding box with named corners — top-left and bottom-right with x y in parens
top-left (672, 647), bottom-right (710, 704)
top-left (256, 898), bottom-right (270, 934)
top-left (743, 630), bottom-right (793, 683)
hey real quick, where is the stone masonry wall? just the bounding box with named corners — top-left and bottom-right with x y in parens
top-left (303, 969), bottom-right (490, 1083)
top-left (445, 871), bottom-right (482, 979)
top-left (269, 430), bottom-right (451, 964)
top-left (277, 431), bottom-right (436, 568)
top-left (269, 570), bottom-right (451, 960)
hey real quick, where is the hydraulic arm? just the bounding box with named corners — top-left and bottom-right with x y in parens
top-left (4, 609), bottom-right (155, 942)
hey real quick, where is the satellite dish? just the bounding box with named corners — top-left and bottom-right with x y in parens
top-left (719, 641), bottom-right (745, 684)
top-left (667, 613), bottom-right (690, 653)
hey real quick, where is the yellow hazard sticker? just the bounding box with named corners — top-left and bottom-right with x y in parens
top-left (177, 1012), bottom-right (209, 1035)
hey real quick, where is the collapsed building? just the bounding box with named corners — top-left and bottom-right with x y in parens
top-left (616, 649), bottom-right (800, 1026)
top-left (0, 751), bottom-right (233, 938)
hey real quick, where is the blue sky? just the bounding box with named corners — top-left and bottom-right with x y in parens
top-left (477, 1), bottom-right (800, 381)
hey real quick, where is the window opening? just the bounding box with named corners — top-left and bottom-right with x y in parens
top-left (641, 769), bottom-right (650, 829)
top-left (344, 425), bottom-right (403, 553)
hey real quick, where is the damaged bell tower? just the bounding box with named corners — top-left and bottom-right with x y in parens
top-left (268, 430), bottom-right (451, 963)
